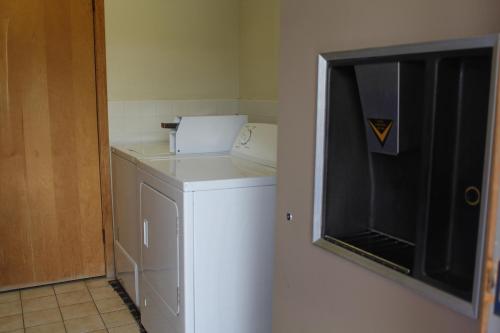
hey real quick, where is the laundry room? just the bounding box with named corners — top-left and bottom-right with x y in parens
top-left (0, 0), bottom-right (280, 332)
top-left (1, 1), bottom-right (500, 333)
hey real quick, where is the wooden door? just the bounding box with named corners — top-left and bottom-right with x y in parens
top-left (0, 0), bottom-right (105, 289)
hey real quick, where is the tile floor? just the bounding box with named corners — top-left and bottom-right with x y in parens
top-left (0, 278), bottom-right (141, 333)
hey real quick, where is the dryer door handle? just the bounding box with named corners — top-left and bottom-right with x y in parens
top-left (143, 219), bottom-right (149, 248)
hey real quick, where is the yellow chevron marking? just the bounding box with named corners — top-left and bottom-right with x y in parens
top-left (368, 119), bottom-right (393, 146)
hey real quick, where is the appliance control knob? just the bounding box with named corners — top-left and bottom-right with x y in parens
top-left (239, 127), bottom-right (252, 146)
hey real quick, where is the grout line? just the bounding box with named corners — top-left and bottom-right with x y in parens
top-left (19, 290), bottom-right (26, 330)
top-left (91, 283), bottom-right (110, 332)
top-left (52, 285), bottom-right (68, 333)
top-left (21, 285), bottom-right (62, 331)
top-left (53, 282), bottom-right (88, 296)
top-left (58, 281), bottom-right (107, 333)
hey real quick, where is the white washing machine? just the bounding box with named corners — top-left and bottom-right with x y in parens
top-left (111, 115), bottom-right (247, 306)
top-left (137, 123), bottom-right (277, 333)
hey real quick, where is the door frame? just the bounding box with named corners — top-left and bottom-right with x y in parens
top-left (93, 0), bottom-right (115, 279)
top-left (480, 43), bottom-right (500, 332)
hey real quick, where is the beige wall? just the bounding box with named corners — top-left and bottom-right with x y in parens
top-left (274, 1), bottom-right (500, 332)
top-left (105, 0), bottom-right (279, 103)
top-left (239, 0), bottom-right (280, 100)
top-left (104, 0), bottom-right (239, 101)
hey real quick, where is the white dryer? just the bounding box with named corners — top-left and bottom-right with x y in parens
top-left (137, 123), bottom-right (277, 333)
top-left (111, 142), bottom-right (173, 306)
top-left (111, 115), bottom-right (247, 306)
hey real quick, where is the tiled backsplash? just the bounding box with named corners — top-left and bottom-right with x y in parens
top-left (108, 99), bottom-right (277, 144)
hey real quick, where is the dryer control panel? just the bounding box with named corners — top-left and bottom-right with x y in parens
top-left (231, 123), bottom-right (277, 168)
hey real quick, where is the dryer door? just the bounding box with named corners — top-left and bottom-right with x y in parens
top-left (140, 183), bottom-right (180, 317)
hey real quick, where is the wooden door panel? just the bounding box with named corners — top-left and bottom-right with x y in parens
top-left (0, 7), bottom-right (37, 286)
top-left (0, 0), bottom-right (105, 288)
